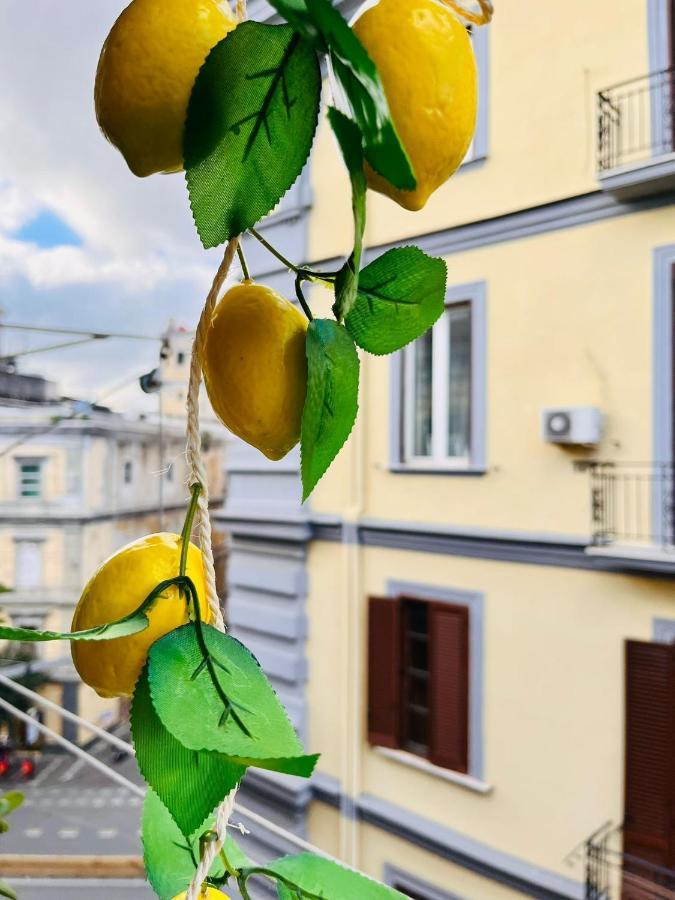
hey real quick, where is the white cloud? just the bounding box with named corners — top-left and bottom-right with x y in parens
top-left (0, 1), bottom-right (242, 402)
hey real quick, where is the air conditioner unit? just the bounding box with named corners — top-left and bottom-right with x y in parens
top-left (541, 406), bottom-right (602, 446)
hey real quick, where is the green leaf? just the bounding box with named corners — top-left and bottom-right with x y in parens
top-left (0, 880), bottom-right (16, 900)
top-left (0, 792), bottom-right (23, 818)
top-left (148, 624), bottom-right (318, 778)
top-left (266, 0), bottom-right (414, 190)
top-left (0, 577), bottom-right (184, 645)
top-left (300, 320), bottom-right (359, 501)
top-left (142, 789), bottom-right (228, 900)
top-left (345, 247), bottom-right (448, 355)
top-left (0, 616), bottom-right (149, 644)
top-left (305, 0), bottom-right (414, 191)
top-left (132, 665), bottom-right (245, 838)
top-left (328, 108), bottom-right (366, 322)
top-left (185, 22), bottom-right (321, 247)
top-left (248, 853), bottom-right (407, 899)
top-left (276, 884), bottom-right (297, 900)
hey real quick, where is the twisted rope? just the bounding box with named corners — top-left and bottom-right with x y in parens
top-left (184, 234), bottom-right (240, 899)
top-left (441, 0), bottom-right (493, 25)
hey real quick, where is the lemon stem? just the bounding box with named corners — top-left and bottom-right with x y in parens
top-left (248, 227), bottom-right (297, 272)
top-left (236, 244), bottom-right (250, 280)
top-left (180, 483), bottom-right (202, 578)
top-left (295, 275), bottom-right (313, 322)
top-left (248, 227), bottom-right (337, 285)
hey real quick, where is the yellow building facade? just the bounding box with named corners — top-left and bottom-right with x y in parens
top-left (218, 1), bottom-right (675, 897)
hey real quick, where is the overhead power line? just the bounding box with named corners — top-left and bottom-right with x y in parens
top-left (0, 322), bottom-right (160, 342)
top-left (0, 369), bottom-right (147, 458)
top-left (0, 335), bottom-right (109, 364)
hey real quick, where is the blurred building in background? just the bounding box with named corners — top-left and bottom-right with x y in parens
top-left (0, 337), bottom-right (226, 745)
top-left (219, 1), bottom-right (675, 897)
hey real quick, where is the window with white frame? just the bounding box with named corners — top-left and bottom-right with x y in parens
top-left (16, 459), bottom-right (44, 499)
top-left (14, 540), bottom-right (43, 589)
top-left (403, 303), bottom-right (473, 465)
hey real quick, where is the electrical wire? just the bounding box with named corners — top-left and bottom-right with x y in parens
top-left (0, 369), bottom-right (147, 458)
top-left (0, 322), bottom-right (159, 341)
top-left (0, 335), bottom-right (109, 364)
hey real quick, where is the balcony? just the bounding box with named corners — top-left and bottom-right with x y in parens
top-left (569, 821), bottom-right (675, 900)
top-left (597, 68), bottom-right (675, 198)
top-left (575, 461), bottom-right (675, 572)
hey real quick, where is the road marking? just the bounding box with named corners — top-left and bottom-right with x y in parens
top-left (92, 797), bottom-right (105, 808)
top-left (57, 797), bottom-right (71, 807)
top-left (57, 828), bottom-right (79, 839)
top-left (60, 757), bottom-right (85, 783)
top-left (31, 756), bottom-right (61, 787)
top-left (111, 795), bottom-right (125, 806)
top-left (128, 796), bottom-right (141, 806)
top-left (24, 828), bottom-right (43, 838)
top-left (97, 828), bottom-right (118, 839)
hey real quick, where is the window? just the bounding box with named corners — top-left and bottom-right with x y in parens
top-left (14, 541), bottom-right (43, 589)
top-left (392, 283), bottom-right (486, 471)
top-left (368, 595), bottom-right (469, 773)
top-left (176, 352), bottom-right (186, 365)
top-left (123, 461), bottom-right (133, 484)
top-left (404, 303), bottom-right (472, 464)
top-left (16, 460), bottom-right (43, 499)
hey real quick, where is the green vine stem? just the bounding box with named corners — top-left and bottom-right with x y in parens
top-left (294, 275), bottom-right (313, 322)
top-left (237, 244), bottom-right (250, 280)
top-left (179, 483), bottom-right (202, 578)
top-left (248, 227), bottom-right (337, 285)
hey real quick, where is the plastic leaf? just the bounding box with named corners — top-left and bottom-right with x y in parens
top-left (185, 22), bottom-right (321, 247)
top-left (132, 664), bottom-right (245, 838)
top-left (148, 624), bottom-right (318, 778)
top-left (345, 247), bottom-right (448, 355)
top-left (268, 0), bottom-right (414, 190)
top-left (249, 853), bottom-right (407, 899)
top-left (328, 108), bottom-right (366, 322)
top-left (142, 788), bottom-right (229, 900)
top-left (300, 319), bottom-right (359, 501)
top-left (0, 582), bottom-right (170, 644)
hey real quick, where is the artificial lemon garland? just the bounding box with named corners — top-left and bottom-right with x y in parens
top-left (0, 0), bottom-right (494, 897)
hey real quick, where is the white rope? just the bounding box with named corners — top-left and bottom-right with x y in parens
top-left (184, 229), bottom-right (240, 897)
top-left (184, 236), bottom-right (240, 634)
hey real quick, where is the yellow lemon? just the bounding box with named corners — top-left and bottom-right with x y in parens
top-left (203, 282), bottom-right (308, 461)
top-left (172, 889), bottom-right (228, 899)
top-left (95, 0), bottom-right (236, 177)
top-left (71, 533), bottom-right (210, 698)
top-left (353, 0), bottom-right (477, 210)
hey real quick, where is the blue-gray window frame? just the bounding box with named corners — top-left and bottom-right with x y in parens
top-left (389, 281), bottom-right (488, 473)
top-left (469, 23), bottom-right (489, 164)
top-left (387, 579), bottom-right (485, 781)
top-left (653, 244), bottom-right (674, 544)
top-left (647, 0), bottom-right (672, 155)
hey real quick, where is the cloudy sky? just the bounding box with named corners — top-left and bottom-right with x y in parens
top-left (0, 1), bottom-right (235, 412)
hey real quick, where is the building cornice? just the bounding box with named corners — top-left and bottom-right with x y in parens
top-left (218, 512), bottom-right (675, 576)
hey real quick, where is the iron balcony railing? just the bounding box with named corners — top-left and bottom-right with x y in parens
top-left (598, 67), bottom-right (675, 171)
top-left (569, 821), bottom-right (675, 900)
top-left (575, 461), bottom-right (674, 551)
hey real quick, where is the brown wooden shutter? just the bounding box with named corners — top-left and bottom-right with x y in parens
top-left (367, 596), bottom-right (401, 749)
top-left (429, 603), bottom-right (469, 772)
top-left (624, 640), bottom-right (675, 870)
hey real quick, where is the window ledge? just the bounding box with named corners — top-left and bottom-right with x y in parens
top-left (374, 747), bottom-right (493, 795)
top-left (388, 463), bottom-right (487, 476)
